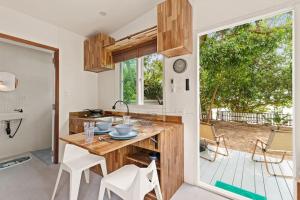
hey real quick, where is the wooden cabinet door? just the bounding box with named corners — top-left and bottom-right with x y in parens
top-left (84, 33), bottom-right (115, 72)
top-left (157, 0), bottom-right (192, 57)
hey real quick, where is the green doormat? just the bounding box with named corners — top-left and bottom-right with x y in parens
top-left (215, 181), bottom-right (267, 200)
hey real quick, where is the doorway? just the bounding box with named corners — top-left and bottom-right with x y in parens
top-left (198, 10), bottom-right (294, 200)
top-left (0, 33), bottom-right (59, 164)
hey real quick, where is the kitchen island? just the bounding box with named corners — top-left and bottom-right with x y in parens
top-left (63, 111), bottom-right (184, 200)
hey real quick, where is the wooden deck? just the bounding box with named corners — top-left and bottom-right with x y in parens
top-left (200, 149), bottom-right (294, 200)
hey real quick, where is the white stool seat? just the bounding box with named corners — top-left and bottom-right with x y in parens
top-left (51, 144), bottom-right (109, 200)
top-left (104, 165), bottom-right (139, 191)
top-left (98, 161), bottom-right (163, 200)
top-left (64, 154), bottom-right (105, 171)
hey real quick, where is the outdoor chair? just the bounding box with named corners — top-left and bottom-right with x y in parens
top-left (251, 129), bottom-right (292, 178)
top-left (200, 122), bottom-right (229, 162)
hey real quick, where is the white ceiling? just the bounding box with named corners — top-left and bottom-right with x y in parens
top-left (0, 0), bottom-right (161, 36)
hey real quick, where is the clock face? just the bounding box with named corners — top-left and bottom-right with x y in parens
top-left (173, 59), bottom-right (187, 73)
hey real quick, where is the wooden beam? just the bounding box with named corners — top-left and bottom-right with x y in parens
top-left (114, 26), bottom-right (157, 43)
top-left (104, 26), bottom-right (157, 52)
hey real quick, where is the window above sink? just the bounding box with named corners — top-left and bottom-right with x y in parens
top-left (120, 53), bottom-right (164, 106)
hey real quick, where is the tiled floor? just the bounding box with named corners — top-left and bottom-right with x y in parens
top-left (31, 148), bottom-right (52, 165)
top-left (0, 154), bottom-right (229, 200)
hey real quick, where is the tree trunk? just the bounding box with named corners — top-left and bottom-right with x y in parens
top-left (207, 85), bottom-right (219, 123)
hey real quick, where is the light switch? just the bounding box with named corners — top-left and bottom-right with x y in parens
top-left (171, 78), bottom-right (175, 93)
top-left (186, 79), bottom-right (189, 91)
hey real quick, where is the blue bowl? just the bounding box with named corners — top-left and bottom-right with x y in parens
top-left (115, 124), bottom-right (133, 135)
top-left (96, 122), bottom-right (112, 130)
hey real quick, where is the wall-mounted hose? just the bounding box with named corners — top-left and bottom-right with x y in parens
top-left (4, 108), bottom-right (23, 139)
top-left (6, 119), bottom-right (23, 138)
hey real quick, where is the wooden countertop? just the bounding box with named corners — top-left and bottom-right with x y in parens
top-left (60, 122), bottom-right (169, 155)
top-left (69, 110), bottom-right (182, 124)
top-left (69, 116), bottom-right (104, 120)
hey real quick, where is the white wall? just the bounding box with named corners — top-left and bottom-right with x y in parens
top-left (98, 0), bottom-right (300, 185)
top-left (0, 6), bottom-right (98, 160)
top-left (0, 41), bottom-right (53, 159)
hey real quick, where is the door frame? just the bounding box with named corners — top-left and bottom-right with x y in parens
top-left (0, 33), bottom-right (60, 164)
top-left (196, 8), bottom-right (295, 199)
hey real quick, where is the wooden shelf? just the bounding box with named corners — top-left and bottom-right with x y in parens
top-left (126, 152), bottom-right (161, 170)
top-left (132, 135), bottom-right (160, 152)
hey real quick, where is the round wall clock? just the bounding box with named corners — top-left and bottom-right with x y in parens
top-left (173, 59), bottom-right (187, 73)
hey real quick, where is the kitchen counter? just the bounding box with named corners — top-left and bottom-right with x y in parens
top-left (69, 110), bottom-right (182, 134)
top-left (66, 111), bottom-right (184, 200)
top-left (61, 121), bottom-right (168, 155)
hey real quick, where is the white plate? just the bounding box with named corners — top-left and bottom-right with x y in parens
top-left (109, 130), bottom-right (138, 138)
top-left (94, 127), bottom-right (114, 134)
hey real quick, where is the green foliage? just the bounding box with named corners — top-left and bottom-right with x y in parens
top-left (122, 59), bottom-right (137, 104)
top-left (200, 12), bottom-right (292, 113)
top-left (143, 54), bottom-right (164, 105)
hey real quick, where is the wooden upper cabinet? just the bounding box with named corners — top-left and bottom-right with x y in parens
top-left (84, 33), bottom-right (115, 73)
top-left (157, 0), bottom-right (193, 57)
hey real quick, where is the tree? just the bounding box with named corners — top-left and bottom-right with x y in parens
top-left (200, 12), bottom-right (292, 117)
top-left (122, 59), bottom-right (137, 103)
top-left (144, 54), bottom-right (163, 105)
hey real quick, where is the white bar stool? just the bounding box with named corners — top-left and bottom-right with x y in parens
top-left (98, 160), bottom-right (163, 200)
top-left (51, 144), bottom-right (109, 200)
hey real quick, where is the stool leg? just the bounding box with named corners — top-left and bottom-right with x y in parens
top-left (100, 160), bottom-right (108, 176)
top-left (69, 172), bottom-right (81, 200)
top-left (84, 169), bottom-right (90, 183)
top-left (51, 166), bottom-right (63, 200)
top-left (99, 161), bottom-right (111, 199)
top-left (98, 183), bottom-right (106, 200)
top-left (154, 184), bottom-right (163, 200)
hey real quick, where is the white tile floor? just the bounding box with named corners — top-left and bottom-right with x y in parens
top-left (0, 154), bottom-right (229, 200)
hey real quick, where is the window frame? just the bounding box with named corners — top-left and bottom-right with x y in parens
top-left (119, 58), bottom-right (138, 104)
top-left (119, 53), bottom-right (164, 106)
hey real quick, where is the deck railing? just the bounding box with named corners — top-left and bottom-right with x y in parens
top-left (201, 111), bottom-right (292, 126)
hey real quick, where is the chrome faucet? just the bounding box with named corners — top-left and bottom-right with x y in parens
top-left (112, 100), bottom-right (129, 116)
